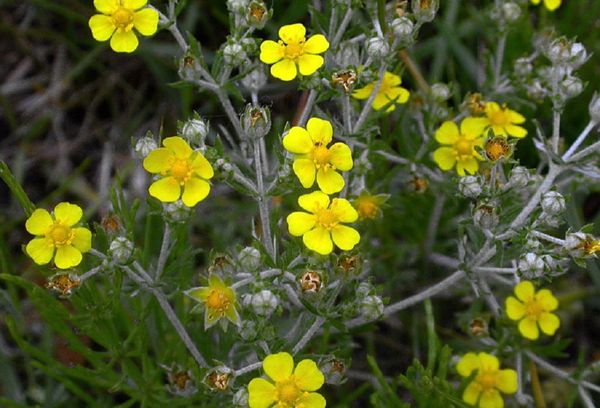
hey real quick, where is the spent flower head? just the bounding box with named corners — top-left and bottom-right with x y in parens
top-left (505, 281), bottom-right (560, 340)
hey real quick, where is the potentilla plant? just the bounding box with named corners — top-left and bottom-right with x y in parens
top-left (2, 0), bottom-right (600, 407)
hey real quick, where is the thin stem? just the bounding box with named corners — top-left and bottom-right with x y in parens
top-left (525, 351), bottom-right (600, 394)
top-left (473, 266), bottom-right (517, 274)
top-left (215, 89), bottom-right (245, 140)
top-left (551, 109), bottom-right (561, 154)
top-left (567, 140), bottom-right (600, 162)
top-left (342, 93), bottom-right (352, 134)
top-left (253, 139), bottom-right (274, 259)
top-left (562, 121), bottom-right (595, 161)
top-left (353, 64), bottom-right (387, 133)
top-left (234, 362), bottom-right (262, 377)
top-left (399, 50), bottom-right (430, 94)
top-left (530, 360), bottom-right (547, 408)
top-left (292, 316), bottom-right (326, 355)
top-left (79, 265), bottom-right (103, 282)
top-left (331, 8), bottom-right (353, 49)
top-left (530, 230), bottom-right (566, 246)
top-left (298, 90), bottom-right (318, 127)
top-left (155, 224), bottom-right (171, 280)
top-left (424, 195), bottom-right (445, 255)
top-left (493, 33), bottom-right (507, 88)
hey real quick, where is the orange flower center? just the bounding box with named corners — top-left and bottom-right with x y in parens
top-left (275, 377), bottom-right (301, 405)
top-left (524, 299), bottom-right (543, 320)
top-left (205, 289), bottom-right (230, 314)
top-left (454, 138), bottom-right (474, 157)
top-left (357, 198), bottom-right (378, 219)
top-left (284, 40), bottom-right (305, 59)
top-left (170, 158), bottom-right (193, 184)
top-left (112, 7), bottom-right (134, 31)
top-left (311, 145), bottom-right (331, 168)
top-left (315, 208), bottom-right (339, 230)
top-left (485, 138), bottom-right (510, 161)
top-left (476, 372), bottom-right (497, 391)
top-left (46, 223), bottom-right (74, 247)
top-left (487, 109), bottom-right (510, 127)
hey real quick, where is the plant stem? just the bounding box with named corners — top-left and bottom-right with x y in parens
top-left (292, 316), bottom-right (326, 355)
top-left (297, 90), bottom-right (318, 127)
top-left (155, 224), bottom-right (171, 280)
top-left (530, 360), bottom-right (547, 408)
top-left (253, 138), bottom-right (274, 259)
top-left (0, 161), bottom-right (35, 217)
top-left (567, 140), bottom-right (600, 162)
top-left (562, 121), bottom-right (595, 161)
top-left (399, 50), bottom-right (430, 94)
top-left (353, 64), bottom-right (387, 133)
top-left (525, 351), bottom-right (600, 394)
top-left (493, 33), bottom-right (507, 88)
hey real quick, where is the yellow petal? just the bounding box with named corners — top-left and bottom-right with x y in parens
top-left (163, 136), bottom-right (192, 158)
top-left (287, 212), bottom-right (316, 236)
top-left (477, 353), bottom-right (499, 371)
top-left (433, 147), bottom-right (456, 171)
top-left (294, 359), bottom-right (325, 391)
top-left (123, 0), bottom-right (147, 9)
top-left (25, 209), bottom-right (53, 235)
top-left (491, 125), bottom-right (507, 138)
top-left (143, 148), bottom-right (173, 173)
top-left (110, 30), bottom-right (139, 53)
top-left (435, 121), bottom-right (460, 144)
top-left (495, 369), bottom-right (518, 394)
top-left (303, 227), bottom-right (333, 255)
top-left (328, 143), bottom-right (353, 171)
top-left (316, 168), bottom-right (344, 194)
top-left (26, 238), bottom-right (54, 265)
top-left (531, 0), bottom-right (541, 4)
top-left (535, 289), bottom-right (559, 311)
top-left (352, 83), bottom-right (374, 100)
top-left (270, 58), bottom-right (297, 81)
top-left (538, 312), bottom-right (560, 335)
top-left (297, 54), bottom-right (324, 76)
top-left (518, 317), bottom-right (539, 340)
top-left (505, 296), bottom-right (526, 320)
top-left (209, 274), bottom-right (225, 288)
top-left (505, 125), bottom-right (527, 138)
top-left (260, 40), bottom-right (284, 64)
top-left (372, 94), bottom-right (394, 111)
top-left (544, 0), bottom-right (561, 10)
top-left (331, 225), bottom-right (360, 251)
top-left (297, 392), bottom-right (326, 408)
top-left (248, 378), bottom-right (276, 408)
top-left (460, 157), bottom-right (479, 175)
top-left (306, 117), bottom-right (333, 145)
top-left (456, 161), bottom-right (467, 177)
top-left (89, 14), bottom-right (115, 41)
top-left (71, 228), bottom-right (92, 253)
top-left (185, 287), bottom-right (211, 301)
top-left (54, 245), bottom-right (83, 269)
top-left (462, 382), bottom-right (481, 406)
top-left (94, 0), bottom-right (118, 14)
top-left (133, 8), bottom-right (158, 36)
top-left (385, 86), bottom-right (410, 104)
top-left (461, 117), bottom-right (488, 138)
top-left (479, 388), bottom-right (504, 408)
top-left (181, 178), bottom-right (210, 207)
top-left (485, 102), bottom-right (501, 114)
top-left (457, 352), bottom-right (480, 377)
top-left (278, 23), bottom-right (306, 44)
top-left (148, 177), bottom-right (181, 202)
top-left (204, 306), bottom-right (221, 329)
top-left (304, 34), bottom-right (329, 54)
top-left (514, 281), bottom-right (535, 302)
top-left (225, 304), bottom-right (241, 326)
top-left (191, 153), bottom-right (214, 179)
top-left (292, 158), bottom-right (317, 188)
top-left (330, 198), bottom-right (358, 223)
top-left (263, 352), bottom-right (294, 382)
top-left (54, 202), bottom-right (83, 227)
top-left (283, 127), bottom-right (313, 154)
top-left (298, 191), bottom-right (330, 213)
top-left (383, 71), bottom-right (402, 86)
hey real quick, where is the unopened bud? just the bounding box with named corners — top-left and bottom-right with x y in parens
top-left (430, 83), bottom-right (451, 101)
top-left (181, 117), bottom-right (209, 150)
top-left (509, 166), bottom-right (530, 188)
top-left (238, 247), bottom-right (261, 270)
top-left (163, 201), bottom-right (193, 222)
top-left (588, 92), bottom-right (600, 123)
top-left (109, 237), bottom-right (134, 264)
top-left (518, 252), bottom-right (545, 278)
top-left (223, 42), bottom-right (247, 66)
top-left (134, 135), bottom-right (157, 158)
top-left (366, 37), bottom-right (390, 59)
top-left (458, 175), bottom-right (482, 198)
top-left (541, 191), bottom-right (565, 215)
top-left (390, 17), bottom-right (414, 43)
top-left (501, 2), bottom-right (521, 23)
top-left (473, 205), bottom-right (499, 230)
top-left (356, 281), bottom-right (373, 297)
top-left (568, 42), bottom-right (588, 70)
top-left (561, 76), bottom-right (583, 99)
top-left (514, 57), bottom-right (532, 77)
top-left (233, 388), bottom-right (249, 407)
top-left (242, 104), bottom-right (271, 139)
top-left (251, 289), bottom-right (278, 317)
top-left (227, 0), bottom-right (248, 13)
top-left (360, 295), bottom-right (384, 321)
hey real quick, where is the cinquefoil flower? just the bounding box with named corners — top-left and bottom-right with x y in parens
top-left (531, 0), bottom-right (561, 11)
top-left (352, 71), bottom-right (410, 112)
top-left (481, 102), bottom-right (527, 138)
top-left (25, 203), bottom-right (92, 269)
top-left (287, 191), bottom-right (360, 255)
top-left (505, 280), bottom-right (560, 340)
top-left (184, 274), bottom-right (241, 330)
top-left (89, 0), bottom-right (159, 53)
top-left (248, 352), bottom-right (326, 408)
top-left (143, 136), bottom-right (214, 207)
top-left (260, 23), bottom-right (329, 81)
top-left (457, 352), bottom-right (518, 408)
top-left (283, 117), bottom-right (352, 194)
top-left (433, 117), bottom-right (487, 176)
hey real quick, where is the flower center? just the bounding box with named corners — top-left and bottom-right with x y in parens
top-left (357, 199), bottom-right (378, 219)
top-left (454, 138), bottom-right (473, 157)
top-left (311, 145), bottom-right (331, 168)
top-left (488, 110), bottom-right (509, 127)
top-left (284, 40), bottom-right (305, 59)
top-left (112, 7), bottom-right (134, 31)
top-left (205, 289), bottom-right (230, 314)
top-left (275, 378), bottom-right (301, 405)
top-left (170, 159), bottom-right (193, 184)
top-left (46, 223), bottom-right (74, 247)
top-left (525, 300), bottom-right (543, 320)
top-left (476, 372), bottom-right (497, 391)
top-left (315, 208), bottom-right (338, 230)
top-left (485, 138), bottom-right (510, 161)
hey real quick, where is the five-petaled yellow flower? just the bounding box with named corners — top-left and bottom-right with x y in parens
top-left (457, 352), bottom-right (518, 408)
top-left (184, 274), bottom-right (241, 330)
top-left (248, 352), bottom-right (326, 408)
top-left (505, 280), bottom-right (560, 340)
top-left (283, 117), bottom-right (352, 194)
top-left (531, 0), bottom-right (561, 11)
top-left (260, 23), bottom-right (329, 81)
top-left (432, 117), bottom-right (487, 176)
top-left (352, 71), bottom-right (410, 112)
top-left (143, 136), bottom-right (214, 207)
top-left (89, 0), bottom-right (159, 53)
top-left (25, 202), bottom-right (92, 270)
top-left (481, 102), bottom-right (527, 139)
top-left (287, 191), bottom-right (360, 255)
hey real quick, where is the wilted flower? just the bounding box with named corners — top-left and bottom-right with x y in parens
top-left (505, 281), bottom-right (560, 340)
top-left (300, 271), bottom-right (323, 293)
top-left (46, 273), bottom-right (81, 298)
top-left (205, 367), bottom-right (232, 392)
top-left (564, 232), bottom-right (600, 258)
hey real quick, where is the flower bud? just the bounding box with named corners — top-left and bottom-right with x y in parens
top-left (365, 37), bottom-right (390, 60)
top-left (473, 205), bottom-right (499, 230)
top-left (239, 320), bottom-right (257, 341)
top-left (568, 42), bottom-right (588, 70)
top-left (458, 175), bottom-right (482, 199)
top-left (541, 191), bottom-right (565, 215)
top-left (251, 289), bottom-right (278, 317)
top-left (214, 158), bottom-right (234, 177)
top-left (241, 104), bottom-right (271, 139)
top-left (163, 201), bottom-right (193, 222)
top-left (360, 295), bottom-right (384, 321)
top-left (223, 42), bottom-right (247, 66)
top-left (525, 79), bottom-right (548, 100)
top-left (181, 117), bottom-right (209, 150)
top-left (246, 0), bottom-right (270, 29)
top-left (238, 247), bottom-right (261, 270)
top-left (560, 76), bottom-right (583, 99)
top-left (134, 135), bottom-right (157, 158)
top-left (540, 254), bottom-right (557, 274)
top-left (109, 237), bottom-right (134, 264)
top-left (430, 82), bottom-right (451, 101)
top-left (545, 38), bottom-right (571, 65)
top-left (588, 92), bottom-right (600, 123)
top-left (390, 17), bottom-right (414, 43)
top-left (501, 2), bottom-right (521, 23)
top-left (514, 57), bottom-right (532, 77)
top-left (412, 0), bottom-right (438, 23)
top-left (227, 0), bottom-right (248, 13)
top-left (509, 166), bottom-right (530, 188)
top-left (321, 358), bottom-right (347, 385)
top-left (518, 252), bottom-right (545, 278)
top-left (356, 281), bottom-right (373, 298)
top-left (233, 388), bottom-right (249, 407)
top-left (242, 66), bottom-right (267, 94)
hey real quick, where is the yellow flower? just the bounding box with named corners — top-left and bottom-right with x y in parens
top-left (184, 274), bottom-right (240, 330)
top-left (89, 0), bottom-right (159, 53)
top-left (481, 102), bottom-right (527, 138)
top-left (143, 136), bottom-right (214, 207)
top-left (283, 117), bottom-right (352, 194)
top-left (248, 352), bottom-right (326, 408)
top-left (505, 281), bottom-right (560, 340)
top-left (287, 191), bottom-right (360, 255)
top-left (260, 23), bottom-right (329, 81)
top-left (531, 0), bottom-right (561, 11)
top-left (457, 352), bottom-right (518, 408)
top-left (25, 203), bottom-right (92, 269)
top-left (352, 192), bottom-right (389, 220)
top-left (432, 117), bottom-right (487, 176)
top-left (352, 71), bottom-right (410, 112)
